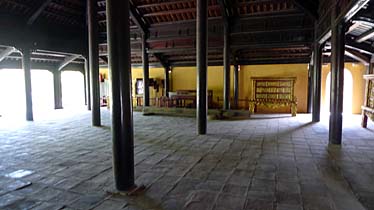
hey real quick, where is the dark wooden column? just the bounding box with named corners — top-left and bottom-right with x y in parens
top-left (22, 48), bottom-right (33, 121)
top-left (307, 63), bottom-right (313, 113)
top-left (142, 34), bottom-right (150, 106)
top-left (312, 42), bottom-right (323, 122)
top-left (164, 66), bottom-right (170, 97)
top-left (329, 22), bottom-right (346, 145)
top-left (223, 22), bottom-right (231, 110)
top-left (53, 69), bottom-right (63, 109)
top-left (106, 0), bottom-right (135, 191)
top-left (88, 0), bottom-right (101, 126)
top-left (83, 69), bottom-right (87, 106)
top-left (197, 0), bottom-right (208, 135)
top-left (84, 58), bottom-right (91, 110)
top-left (233, 63), bottom-right (239, 109)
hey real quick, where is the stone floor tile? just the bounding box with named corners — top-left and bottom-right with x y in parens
top-left (214, 194), bottom-right (246, 210)
top-left (0, 193), bottom-right (24, 208)
top-left (244, 198), bottom-right (273, 210)
top-left (68, 193), bottom-right (107, 210)
top-left (1, 111), bottom-right (374, 210)
top-left (92, 199), bottom-right (127, 210)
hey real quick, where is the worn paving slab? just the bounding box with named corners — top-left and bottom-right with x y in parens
top-left (0, 109), bottom-right (374, 210)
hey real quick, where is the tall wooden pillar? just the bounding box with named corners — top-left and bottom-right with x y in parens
top-left (106, 0), bottom-right (135, 191)
top-left (88, 0), bottom-right (101, 126)
top-left (312, 42), bottom-right (323, 122)
top-left (197, 0), bottom-right (208, 135)
top-left (142, 34), bottom-right (150, 106)
top-left (164, 66), bottom-right (170, 97)
top-left (83, 69), bottom-right (87, 106)
top-left (223, 22), bottom-right (231, 110)
top-left (307, 62), bottom-right (313, 113)
top-left (22, 48), bottom-right (33, 121)
top-left (53, 69), bottom-right (63, 109)
top-left (329, 22), bottom-right (346, 145)
top-left (84, 58), bottom-right (91, 110)
top-left (233, 63), bottom-right (239, 109)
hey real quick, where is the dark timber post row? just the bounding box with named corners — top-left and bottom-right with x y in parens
top-left (53, 69), bottom-right (63, 109)
top-left (88, 0), bottom-right (101, 126)
top-left (83, 69), bottom-right (87, 106)
top-left (84, 58), bottom-right (91, 110)
top-left (312, 41), bottom-right (322, 122)
top-left (106, 0), bottom-right (135, 191)
top-left (164, 66), bottom-right (170, 97)
top-left (329, 21), bottom-right (346, 145)
top-left (197, 0), bottom-right (208, 135)
top-left (234, 63), bottom-right (239, 109)
top-left (22, 48), bottom-right (33, 121)
top-left (142, 34), bottom-right (150, 107)
top-left (307, 62), bottom-right (313, 113)
top-left (223, 21), bottom-right (231, 110)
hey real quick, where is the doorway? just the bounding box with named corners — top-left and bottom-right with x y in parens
top-left (324, 69), bottom-right (353, 114)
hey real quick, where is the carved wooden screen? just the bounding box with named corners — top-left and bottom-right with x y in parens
top-left (367, 80), bottom-right (374, 108)
top-left (251, 77), bottom-right (296, 101)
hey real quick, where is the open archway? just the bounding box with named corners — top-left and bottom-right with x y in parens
top-left (61, 71), bottom-right (85, 109)
top-left (324, 69), bottom-right (353, 114)
top-left (0, 69), bottom-right (54, 119)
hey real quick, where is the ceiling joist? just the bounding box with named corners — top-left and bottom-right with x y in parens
top-left (58, 55), bottom-right (81, 71)
top-left (291, 0), bottom-right (318, 19)
top-left (27, 0), bottom-right (53, 25)
top-left (0, 47), bottom-right (16, 63)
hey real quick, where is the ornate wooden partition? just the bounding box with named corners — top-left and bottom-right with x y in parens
top-left (249, 77), bottom-right (297, 116)
top-left (361, 74), bottom-right (374, 127)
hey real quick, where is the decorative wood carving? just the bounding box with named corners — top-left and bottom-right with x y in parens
top-left (361, 74), bottom-right (374, 127)
top-left (249, 77), bottom-right (297, 116)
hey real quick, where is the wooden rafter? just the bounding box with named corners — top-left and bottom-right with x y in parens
top-left (129, 0), bottom-right (149, 35)
top-left (153, 53), bottom-right (169, 69)
top-left (27, 0), bottom-right (53, 25)
top-left (0, 47), bottom-right (16, 63)
top-left (356, 28), bottom-right (374, 43)
top-left (345, 49), bottom-right (369, 65)
top-left (58, 54), bottom-right (80, 71)
top-left (291, 0), bottom-right (318, 19)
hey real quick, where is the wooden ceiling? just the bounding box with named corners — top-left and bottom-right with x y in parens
top-left (0, 0), bottom-right (373, 69)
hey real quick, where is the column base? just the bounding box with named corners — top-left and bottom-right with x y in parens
top-left (107, 185), bottom-right (146, 196)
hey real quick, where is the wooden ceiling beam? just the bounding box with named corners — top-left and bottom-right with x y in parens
top-left (346, 36), bottom-right (374, 55)
top-left (27, 0), bottom-right (53, 25)
top-left (345, 49), bottom-right (370, 65)
top-left (100, 56), bottom-right (108, 64)
top-left (0, 47), bottom-right (16, 63)
top-left (129, 0), bottom-right (149, 35)
top-left (356, 28), bottom-right (374, 43)
top-left (137, 0), bottom-right (195, 9)
top-left (143, 5), bottom-right (220, 17)
top-left (153, 53), bottom-right (169, 69)
top-left (291, 0), bottom-right (318, 19)
top-left (58, 54), bottom-right (81, 71)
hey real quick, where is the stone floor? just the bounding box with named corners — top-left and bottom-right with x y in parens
top-left (1, 109), bottom-right (374, 210)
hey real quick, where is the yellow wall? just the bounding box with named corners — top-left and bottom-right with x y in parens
top-left (321, 63), bottom-right (366, 114)
top-left (171, 66), bottom-right (234, 103)
top-left (100, 67), bottom-right (166, 99)
top-left (131, 67), bottom-right (165, 99)
top-left (100, 62), bottom-right (366, 114)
